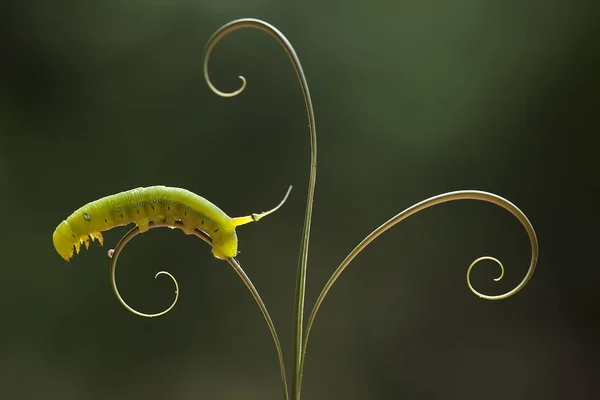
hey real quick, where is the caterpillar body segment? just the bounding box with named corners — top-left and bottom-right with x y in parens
top-left (53, 185), bottom-right (292, 262)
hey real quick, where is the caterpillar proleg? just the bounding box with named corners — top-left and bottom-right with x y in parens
top-left (53, 185), bottom-right (292, 261)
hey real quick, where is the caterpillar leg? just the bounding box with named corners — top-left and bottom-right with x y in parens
top-left (137, 221), bottom-right (150, 233)
top-left (90, 232), bottom-right (104, 246)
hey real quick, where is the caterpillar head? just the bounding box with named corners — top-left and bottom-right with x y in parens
top-left (211, 230), bottom-right (238, 260)
top-left (53, 220), bottom-right (76, 261)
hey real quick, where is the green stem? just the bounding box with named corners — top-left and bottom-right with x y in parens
top-left (202, 19), bottom-right (317, 400)
top-left (226, 257), bottom-right (290, 400)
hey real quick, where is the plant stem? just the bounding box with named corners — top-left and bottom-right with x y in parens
top-left (202, 19), bottom-right (317, 400)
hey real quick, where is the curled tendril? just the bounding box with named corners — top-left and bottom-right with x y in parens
top-left (108, 220), bottom-right (211, 318)
top-left (468, 256), bottom-right (505, 289)
top-left (298, 190), bottom-right (539, 387)
top-left (107, 220), bottom-right (289, 399)
top-left (203, 18), bottom-right (316, 400)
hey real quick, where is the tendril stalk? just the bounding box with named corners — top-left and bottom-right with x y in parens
top-left (297, 190), bottom-right (539, 388)
top-left (203, 18), bottom-right (317, 400)
top-left (108, 220), bottom-right (288, 399)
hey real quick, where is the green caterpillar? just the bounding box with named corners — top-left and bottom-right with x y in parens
top-left (53, 185), bottom-right (291, 261)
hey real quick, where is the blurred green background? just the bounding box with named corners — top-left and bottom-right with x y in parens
top-left (1, 1), bottom-right (598, 399)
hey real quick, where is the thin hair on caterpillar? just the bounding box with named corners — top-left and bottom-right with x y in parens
top-left (53, 185), bottom-right (292, 261)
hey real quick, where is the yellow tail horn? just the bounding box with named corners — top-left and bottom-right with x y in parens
top-left (231, 185), bottom-right (293, 227)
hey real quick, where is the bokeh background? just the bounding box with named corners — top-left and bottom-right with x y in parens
top-left (1, 1), bottom-right (598, 399)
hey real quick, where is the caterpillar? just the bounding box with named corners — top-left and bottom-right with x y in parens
top-left (53, 185), bottom-right (292, 261)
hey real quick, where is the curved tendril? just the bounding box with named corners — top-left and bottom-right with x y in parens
top-left (468, 256), bottom-right (505, 286)
top-left (109, 229), bottom-right (180, 319)
top-left (109, 221), bottom-right (211, 318)
top-left (108, 220), bottom-right (288, 400)
top-left (299, 190), bottom-right (538, 386)
top-left (203, 18), bottom-right (317, 400)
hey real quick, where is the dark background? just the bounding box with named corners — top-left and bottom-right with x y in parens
top-left (1, 1), bottom-right (598, 399)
